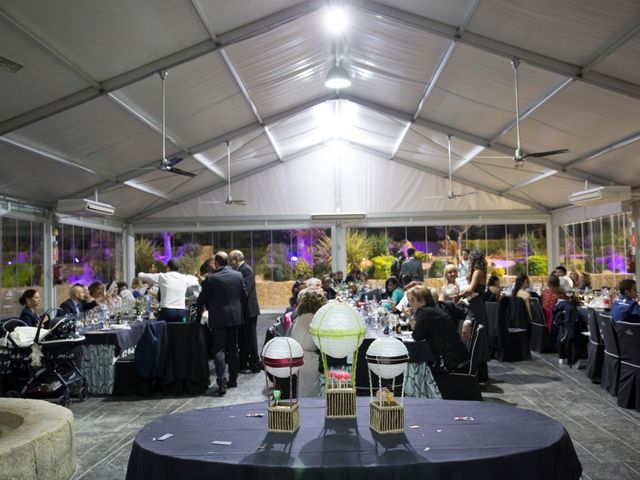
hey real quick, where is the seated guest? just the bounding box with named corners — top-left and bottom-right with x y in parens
top-left (408, 285), bottom-right (468, 373)
top-left (305, 277), bottom-right (322, 290)
top-left (291, 273), bottom-right (305, 297)
top-left (400, 274), bottom-right (413, 289)
top-left (345, 268), bottom-right (360, 283)
top-left (484, 275), bottom-right (501, 302)
top-left (611, 279), bottom-right (640, 323)
top-left (290, 288), bottom-right (328, 397)
top-left (577, 272), bottom-right (591, 290)
top-left (555, 265), bottom-right (573, 291)
top-left (333, 270), bottom-right (344, 284)
top-left (19, 289), bottom-right (48, 327)
top-left (139, 259), bottom-right (199, 322)
top-left (357, 271), bottom-right (369, 287)
top-left (60, 284), bottom-right (97, 317)
top-left (541, 275), bottom-right (565, 331)
top-left (382, 276), bottom-right (404, 308)
top-left (439, 264), bottom-right (460, 302)
top-left (569, 270), bottom-right (580, 289)
top-left (512, 273), bottom-right (532, 320)
top-left (322, 276), bottom-right (337, 300)
top-left (130, 278), bottom-right (143, 298)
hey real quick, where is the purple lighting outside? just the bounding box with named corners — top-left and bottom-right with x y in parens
top-left (67, 263), bottom-right (101, 285)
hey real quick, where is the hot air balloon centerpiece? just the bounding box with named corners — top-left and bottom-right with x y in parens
top-left (261, 337), bottom-right (304, 433)
top-left (309, 302), bottom-right (366, 418)
top-left (366, 337), bottom-right (409, 434)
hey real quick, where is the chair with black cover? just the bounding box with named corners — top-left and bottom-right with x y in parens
top-left (583, 308), bottom-right (604, 383)
top-left (433, 324), bottom-right (483, 401)
top-left (529, 298), bottom-right (552, 353)
top-left (615, 321), bottom-right (640, 410)
top-left (597, 312), bottom-right (620, 396)
top-left (508, 296), bottom-right (531, 331)
top-left (491, 298), bottom-right (530, 362)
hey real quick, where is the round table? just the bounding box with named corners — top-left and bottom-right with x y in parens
top-left (126, 398), bottom-right (582, 480)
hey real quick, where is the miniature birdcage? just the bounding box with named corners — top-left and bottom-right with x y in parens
top-left (309, 302), bottom-right (366, 418)
top-left (366, 337), bottom-right (409, 434)
top-left (261, 337), bottom-right (304, 433)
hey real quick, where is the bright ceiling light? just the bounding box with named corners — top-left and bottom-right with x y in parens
top-left (325, 8), bottom-right (348, 34)
top-left (325, 64), bottom-right (351, 89)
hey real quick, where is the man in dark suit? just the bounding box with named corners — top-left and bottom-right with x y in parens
top-left (197, 251), bottom-right (247, 396)
top-left (230, 250), bottom-right (261, 373)
top-left (59, 284), bottom-right (97, 318)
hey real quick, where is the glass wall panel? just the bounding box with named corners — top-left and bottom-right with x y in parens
top-left (559, 211), bottom-right (633, 289)
top-left (1, 217), bottom-right (45, 318)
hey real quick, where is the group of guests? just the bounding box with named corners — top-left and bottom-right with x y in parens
top-left (137, 251), bottom-right (261, 397)
top-left (284, 248), bottom-right (492, 397)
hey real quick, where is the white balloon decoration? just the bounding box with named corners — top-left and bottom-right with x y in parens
top-left (366, 337), bottom-right (409, 379)
top-left (261, 337), bottom-right (304, 378)
top-left (309, 302), bottom-right (366, 359)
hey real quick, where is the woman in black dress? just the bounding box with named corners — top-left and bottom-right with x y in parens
top-left (460, 249), bottom-right (489, 381)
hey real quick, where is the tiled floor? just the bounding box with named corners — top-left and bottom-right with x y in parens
top-left (68, 315), bottom-right (640, 479)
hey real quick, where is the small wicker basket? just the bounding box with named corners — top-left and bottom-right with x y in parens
top-left (326, 387), bottom-right (357, 418)
top-left (369, 399), bottom-right (404, 434)
top-left (268, 401), bottom-right (300, 433)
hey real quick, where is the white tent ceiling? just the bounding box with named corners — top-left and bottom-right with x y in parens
top-left (0, 0), bottom-right (639, 224)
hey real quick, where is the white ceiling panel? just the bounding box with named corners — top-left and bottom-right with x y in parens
top-left (499, 81), bottom-right (640, 162)
top-left (592, 35), bottom-right (640, 86)
top-left (421, 44), bottom-right (566, 139)
top-left (194, 0), bottom-right (307, 35)
top-left (374, 0), bottom-right (480, 27)
top-left (223, 12), bottom-right (331, 118)
top-left (197, 131), bottom-right (277, 178)
top-left (267, 101), bottom-right (334, 157)
top-left (0, 25), bottom-right (90, 123)
top-left (511, 175), bottom-right (591, 209)
top-left (570, 140), bottom-right (640, 188)
top-left (114, 52), bottom-right (256, 148)
top-left (340, 101), bottom-right (407, 156)
top-left (4, 96), bottom-right (178, 177)
top-left (1, 0), bottom-right (208, 81)
top-left (467, 0), bottom-right (640, 66)
top-left (0, 141), bottom-right (99, 203)
top-left (98, 185), bottom-right (165, 219)
top-left (344, 12), bottom-right (452, 113)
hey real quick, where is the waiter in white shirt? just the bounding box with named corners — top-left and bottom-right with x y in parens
top-left (138, 259), bottom-right (199, 322)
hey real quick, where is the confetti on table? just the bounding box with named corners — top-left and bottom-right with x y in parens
top-left (424, 447), bottom-right (430, 451)
top-left (409, 425), bottom-right (420, 429)
top-left (211, 440), bottom-right (232, 446)
top-left (153, 433), bottom-right (174, 441)
top-left (436, 429), bottom-right (443, 433)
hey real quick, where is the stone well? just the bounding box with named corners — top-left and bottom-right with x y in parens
top-left (0, 399), bottom-right (75, 479)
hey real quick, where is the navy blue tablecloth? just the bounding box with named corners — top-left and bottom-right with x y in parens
top-left (80, 321), bottom-right (149, 355)
top-left (126, 398), bottom-right (582, 480)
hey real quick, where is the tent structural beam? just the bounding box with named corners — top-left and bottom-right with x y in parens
top-left (354, 1), bottom-right (640, 101)
top-left (129, 140), bottom-right (327, 221)
top-left (580, 18), bottom-right (640, 73)
top-left (563, 131), bottom-right (640, 169)
top-left (344, 139), bottom-right (549, 212)
top-left (341, 93), bottom-right (621, 188)
top-left (501, 170), bottom-right (558, 194)
top-left (0, 1), bottom-right (325, 137)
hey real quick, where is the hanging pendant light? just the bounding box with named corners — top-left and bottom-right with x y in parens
top-left (325, 40), bottom-right (351, 90)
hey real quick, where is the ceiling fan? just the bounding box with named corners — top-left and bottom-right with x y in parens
top-left (200, 140), bottom-right (247, 206)
top-left (423, 135), bottom-right (479, 200)
top-left (133, 70), bottom-right (195, 178)
top-left (509, 59), bottom-right (568, 168)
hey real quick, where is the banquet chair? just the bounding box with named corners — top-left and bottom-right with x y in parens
top-left (529, 299), bottom-right (552, 353)
top-left (583, 308), bottom-right (604, 383)
top-left (597, 312), bottom-right (620, 396)
top-left (615, 321), bottom-right (640, 410)
top-left (489, 299), bottom-right (530, 362)
top-left (432, 324), bottom-right (483, 401)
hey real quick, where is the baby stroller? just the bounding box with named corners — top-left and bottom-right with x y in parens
top-left (0, 308), bottom-right (88, 407)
